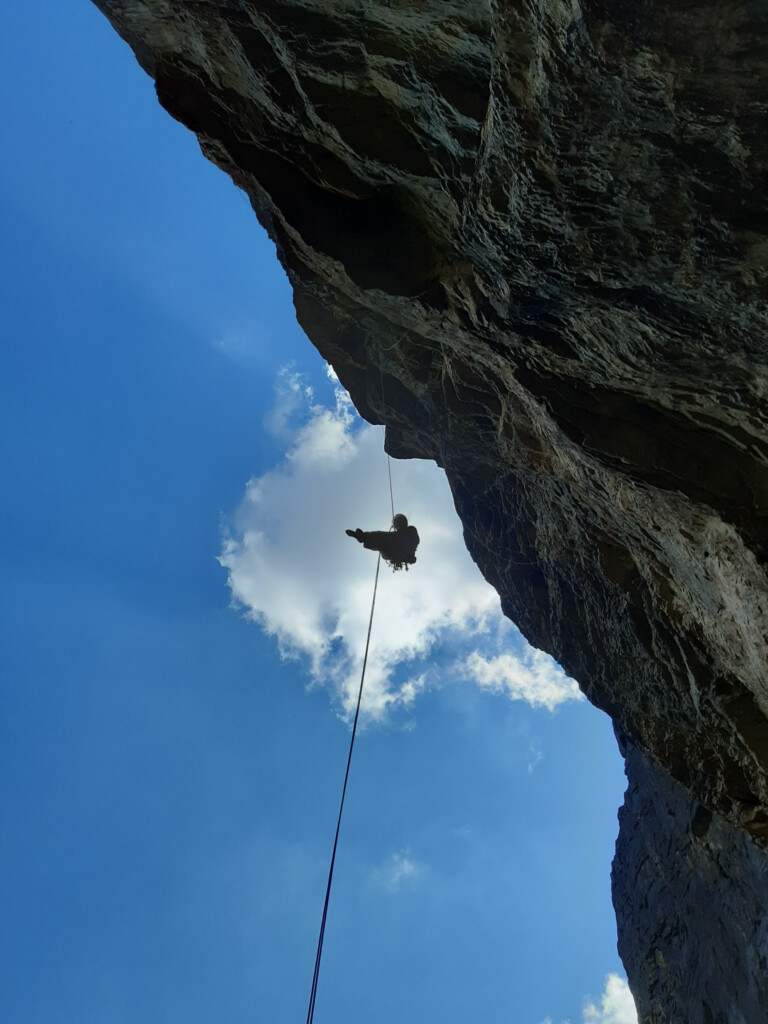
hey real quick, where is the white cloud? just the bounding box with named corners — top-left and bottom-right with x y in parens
top-left (372, 850), bottom-right (421, 892)
top-left (583, 975), bottom-right (637, 1024)
top-left (527, 741), bottom-right (543, 773)
top-left (267, 365), bottom-right (314, 437)
top-left (219, 370), bottom-right (580, 720)
top-left (466, 649), bottom-right (583, 712)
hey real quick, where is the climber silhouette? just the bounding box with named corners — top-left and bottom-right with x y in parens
top-left (346, 514), bottom-right (420, 570)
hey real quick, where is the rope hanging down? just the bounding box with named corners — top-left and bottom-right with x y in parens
top-left (305, 553), bottom-right (382, 1024)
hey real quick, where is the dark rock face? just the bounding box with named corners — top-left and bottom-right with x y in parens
top-left (90, 1), bottom-right (768, 1019)
top-left (614, 742), bottom-right (768, 1024)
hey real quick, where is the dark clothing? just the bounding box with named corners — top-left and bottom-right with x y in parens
top-left (348, 525), bottom-right (420, 566)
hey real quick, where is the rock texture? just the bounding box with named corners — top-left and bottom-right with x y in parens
top-left (613, 739), bottom-right (768, 1024)
top-left (91, 1), bottom-right (768, 1019)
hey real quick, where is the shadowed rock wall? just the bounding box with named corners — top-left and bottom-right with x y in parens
top-left (90, 1), bottom-right (768, 1019)
top-left (614, 741), bottom-right (768, 1024)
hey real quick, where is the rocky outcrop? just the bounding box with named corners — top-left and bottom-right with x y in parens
top-left (613, 740), bottom-right (768, 1024)
top-left (91, 1), bottom-right (768, 1019)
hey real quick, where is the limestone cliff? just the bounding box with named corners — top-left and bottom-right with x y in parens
top-left (91, 1), bottom-right (768, 1019)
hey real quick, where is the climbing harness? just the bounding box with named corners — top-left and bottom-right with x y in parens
top-left (305, 554), bottom-right (381, 1024)
top-left (387, 558), bottom-right (411, 572)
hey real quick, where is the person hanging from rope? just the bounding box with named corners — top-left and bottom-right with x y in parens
top-left (346, 514), bottom-right (420, 571)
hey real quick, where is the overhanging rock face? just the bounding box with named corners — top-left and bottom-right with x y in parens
top-left (92, 1), bottom-right (768, 1018)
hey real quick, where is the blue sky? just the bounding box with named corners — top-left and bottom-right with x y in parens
top-left (1, 4), bottom-right (635, 1023)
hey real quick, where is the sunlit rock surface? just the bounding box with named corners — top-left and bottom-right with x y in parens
top-left (91, 1), bottom-right (768, 1019)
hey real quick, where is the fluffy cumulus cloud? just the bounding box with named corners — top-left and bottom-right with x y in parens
top-left (583, 975), bottom-right (637, 1024)
top-left (538, 974), bottom-right (636, 1024)
top-left (466, 649), bottom-right (582, 711)
top-left (220, 369), bottom-right (581, 719)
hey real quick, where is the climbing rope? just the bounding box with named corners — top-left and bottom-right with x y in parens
top-left (304, 336), bottom-right (402, 1020)
top-left (378, 339), bottom-right (395, 522)
top-left (305, 553), bottom-right (382, 1024)
top-left (385, 449), bottom-right (395, 524)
